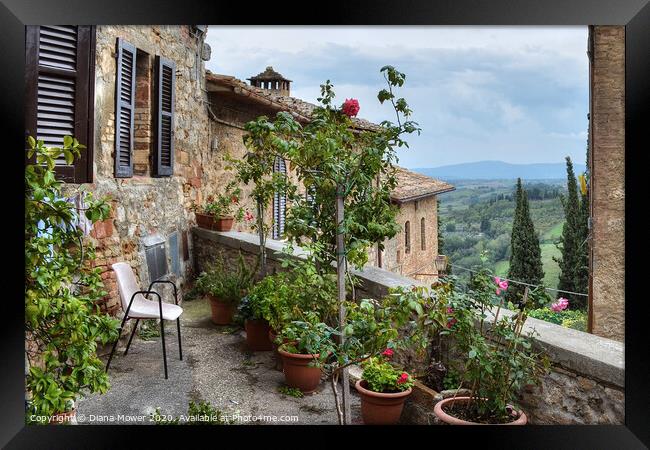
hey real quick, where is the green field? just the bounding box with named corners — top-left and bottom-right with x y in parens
top-left (493, 243), bottom-right (561, 289)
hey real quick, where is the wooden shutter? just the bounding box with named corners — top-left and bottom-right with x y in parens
top-left (272, 157), bottom-right (287, 239)
top-left (114, 38), bottom-right (136, 178)
top-left (25, 25), bottom-right (95, 183)
top-left (154, 55), bottom-right (175, 177)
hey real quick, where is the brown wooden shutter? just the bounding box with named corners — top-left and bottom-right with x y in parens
top-left (154, 55), bottom-right (175, 177)
top-left (25, 25), bottom-right (95, 183)
top-left (114, 38), bottom-right (136, 178)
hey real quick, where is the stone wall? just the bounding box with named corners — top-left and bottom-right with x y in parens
top-left (589, 26), bottom-right (625, 341)
top-left (367, 196), bottom-right (440, 283)
top-left (70, 26), bottom-right (211, 316)
top-left (192, 228), bottom-right (625, 425)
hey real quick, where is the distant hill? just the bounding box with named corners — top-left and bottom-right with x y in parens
top-left (413, 161), bottom-right (587, 181)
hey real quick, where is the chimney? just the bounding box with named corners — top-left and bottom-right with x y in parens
top-left (247, 66), bottom-right (292, 96)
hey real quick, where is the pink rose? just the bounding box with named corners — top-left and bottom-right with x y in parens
top-left (551, 297), bottom-right (569, 312)
top-left (341, 98), bottom-right (360, 117)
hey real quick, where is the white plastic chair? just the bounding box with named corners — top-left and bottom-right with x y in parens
top-left (105, 262), bottom-right (183, 379)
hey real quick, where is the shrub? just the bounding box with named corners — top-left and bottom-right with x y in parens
top-left (195, 253), bottom-right (256, 304)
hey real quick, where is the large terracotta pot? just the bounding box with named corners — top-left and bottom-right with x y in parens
top-left (245, 319), bottom-right (273, 351)
top-left (214, 216), bottom-right (234, 232)
top-left (354, 380), bottom-right (412, 425)
top-left (433, 396), bottom-right (527, 425)
top-left (209, 296), bottom-right (236, 325)
top-left (49, 408), bottom-right (77, 425)
top-left (278, 346), bottom-right (322, 393)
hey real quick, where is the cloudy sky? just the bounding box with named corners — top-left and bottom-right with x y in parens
top-left (205, 26), bottom-right (588, 169)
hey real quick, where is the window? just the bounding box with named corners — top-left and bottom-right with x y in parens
top-left (114, 39), bottom-right (175, 178)
top-left (421, 217), bottom-right (426, 251)
top-left (25, 26), bottom-right (95, 183)
top-left (272, 157), bottom-right (287, 239)
top-left (405, 221), bottom-right (411, 254)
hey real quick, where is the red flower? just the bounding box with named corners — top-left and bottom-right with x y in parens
top-left (446, 318), bottom-right (457, 329)
top-left (341, 98), bottom-right (360, 117)
top-left (396, 372), bottom-right (409, 384)
top-left (381, 348), bottom-right (394, 358)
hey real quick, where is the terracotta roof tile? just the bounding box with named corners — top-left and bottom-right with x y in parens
top-left (391, 166), bottom-right (455, 203)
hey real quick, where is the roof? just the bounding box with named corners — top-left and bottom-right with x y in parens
top-left (248, 66), bottom-right (292, 82)
top-left (390, 166), bottom-right (455, 203)
top-left (205, 71), bottom-right (381, 131)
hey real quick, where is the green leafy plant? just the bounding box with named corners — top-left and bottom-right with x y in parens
top-left (150, 401), bottom-right (233, 425)
top-left (25, 136), bottom-right (120, 421)
top-left (361, 356), bottom-right (414, 393)
top-left (279, 315), bottom-right (337, 357)
top-left (195, 253), bottom-right (256, 304)
top-left (528, 307), bottom-right (587, 331)
top-left (196, 181), bottom-right (245, 221)
top-left (278, 385), bottom-right (304, 398)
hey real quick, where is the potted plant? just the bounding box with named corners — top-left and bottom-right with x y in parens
top-left (238, 295), bottom-right (272, 351)
top-left (195, 253), bottom-right (255, 325)
top-left (277, 317), bottom-right (336, 394)
top-left (433, 264), bottom-right (550, 425)
top-left (355, 354), bottom-right (414, 425)
top-left (194, 182), bottom-right (245, 232)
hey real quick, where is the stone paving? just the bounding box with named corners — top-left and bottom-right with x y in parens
top-left (77, 296), bottom-right (362, 425)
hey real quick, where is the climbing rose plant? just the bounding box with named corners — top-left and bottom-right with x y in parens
top-left (25, 136), bottom-right (119, 422)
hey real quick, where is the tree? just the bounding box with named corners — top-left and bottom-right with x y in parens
top-left (555, 157), bottom-right (589, 309)
top-left (507, 178), bottom-right (544, 304)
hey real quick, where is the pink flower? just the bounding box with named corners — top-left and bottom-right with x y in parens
top-left (499, 280), bottom-right (509, 290)
top-left (381, 348), bottom-right (394, 358)
top-left (446, 318), bottom-right (457, 329)
top-left (551, 297), bottom-right (569, 312)
top-left (244, 211), bottom-right (254, 222)
top-left (341, 98), bottom-right (360, 117)
top-left (447, 307), bottom-right (454, 314)
top-left (396, 372), bottom-right (409, 384)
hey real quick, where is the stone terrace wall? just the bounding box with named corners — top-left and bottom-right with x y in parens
top-left (192, 228), bottom-right (625, 425)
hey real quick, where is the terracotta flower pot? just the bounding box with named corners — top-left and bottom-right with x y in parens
top-left (209, 296), bottom-right (236, 325)
top-left (278, 346), bottom-right (322, 394)
top-left (49, 408), bottom-right (76, 425)
top-left (214, 216), bottom-right (234, 232)
top-left (433, 396), bottom-right (527, 425)
top-left (245, 319), bottom-right (273, 351)
top-left (354, 380), bottom-right (412, 425)
top-left (196, 212), bottom-right (216, 230)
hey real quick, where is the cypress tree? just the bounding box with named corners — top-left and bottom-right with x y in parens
top-left (507, 178), bottom-right (544, 304)
top-left (555, 156), bottom-right (588, 309)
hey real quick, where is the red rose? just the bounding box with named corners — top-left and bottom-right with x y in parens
top-left (381, 348), bottom-right (394, 358)
top-left (341, 98), bottom-right (360, 117)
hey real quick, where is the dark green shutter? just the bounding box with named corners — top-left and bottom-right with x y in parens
top-left (114, 38), bottom-right (136, 178)
top-left (154, 55), bottom-right (175, 177)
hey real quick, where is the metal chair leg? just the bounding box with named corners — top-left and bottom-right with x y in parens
top-left (176, 318), bottom-right (183, 361)
top-left (159, 306), bottom-right (168, 380)
top-left (124, 319), bottom-right (140, 356)
top-left (106, 316), bottom-right (129, 373)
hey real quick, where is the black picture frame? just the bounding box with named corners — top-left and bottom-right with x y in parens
top-left (3, 0), bottom-right (648, 447)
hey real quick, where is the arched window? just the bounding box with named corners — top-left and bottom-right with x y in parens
top-left (272, 157), bottom-right (287, 239)
top-left (405, 221), bottom-right (411, 254)
top-left (421, 217), bottom-right (426, 251)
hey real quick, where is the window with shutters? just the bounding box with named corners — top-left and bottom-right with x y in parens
top-left (25, 25), bottom-right (95, 183)
top-left (272, 157), bottom-right (287, 240)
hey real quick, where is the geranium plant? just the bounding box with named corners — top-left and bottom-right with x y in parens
top-left (25, 136), bottom-right (119, 422)
top-left (198, 181), bottom-right (245, 221)
top-left (360, 355), bottom-right (414, 393)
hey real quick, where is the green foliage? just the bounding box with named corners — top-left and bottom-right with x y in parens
top-left (528, 308), bottom-right (587, 331)
top-left (279, 316), bottom-right (337, 357)
top-left (507, 178), bottom-right (544, 304)
top-left (555, 157), bottom-right (589, 309)
top-left (150, 401), bottom-right (233, 425)
top-left (361, 356), bottom-right (413, 393)
top-left (195, 181), bottom-right (245, 221)
top-left (25, 136), bottom-right (120, 420)
top-left (443, 267), bottom-right (550, 423)
top-left (195, 253), bottom-right (256, 304)
top-left (278, 385), bottom-right (304, 398)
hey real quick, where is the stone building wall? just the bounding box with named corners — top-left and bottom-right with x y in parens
top-left (192, 228), bottom-right (625, 425)
top-left (590, 26), bottom-right (625, 341)
top-left (367, 196), bottom-right (440, 283)
top-left (80, 25), bottom-right (211, 316)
